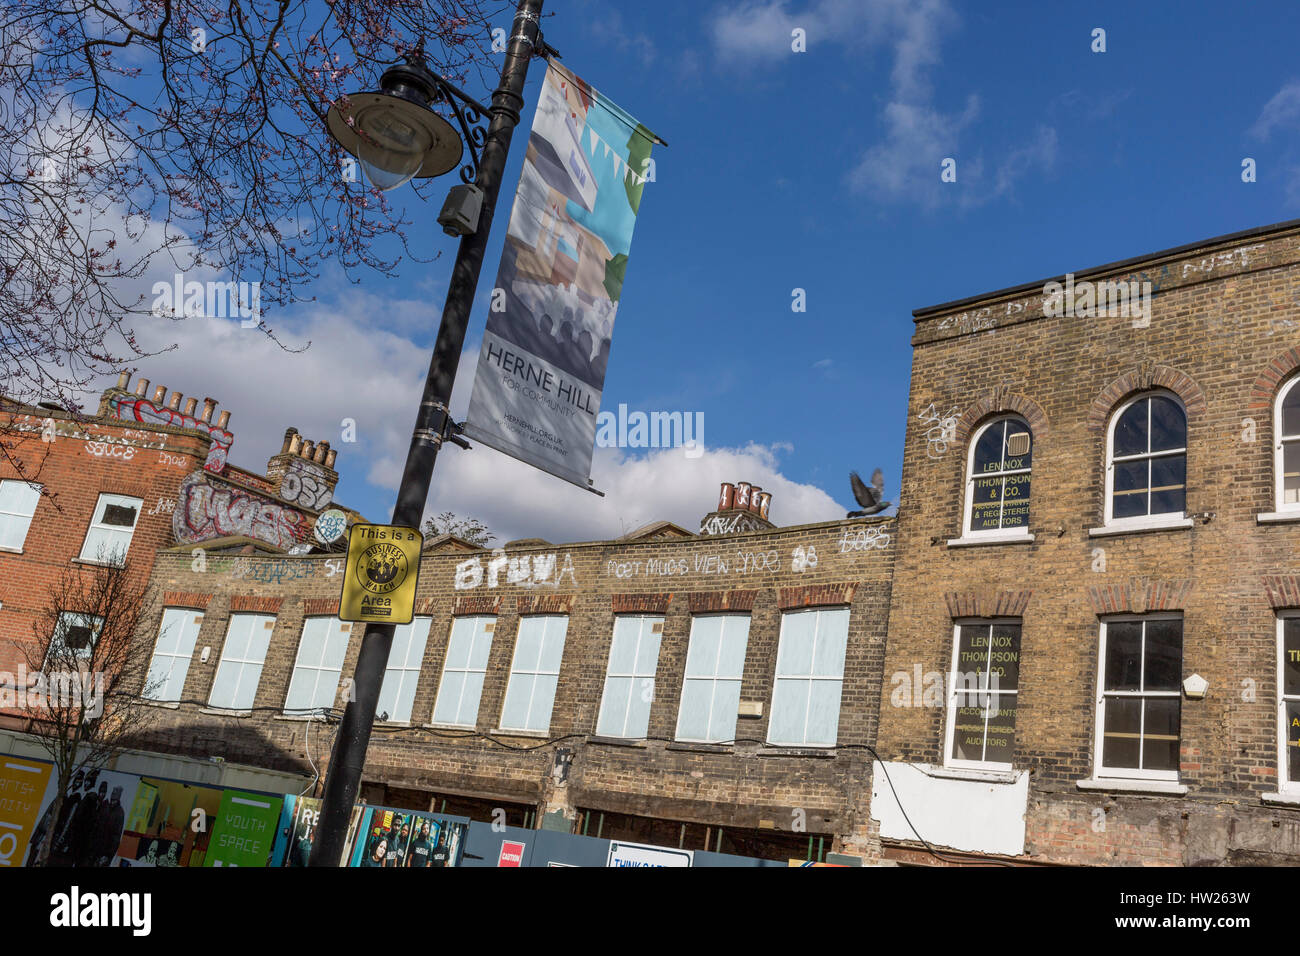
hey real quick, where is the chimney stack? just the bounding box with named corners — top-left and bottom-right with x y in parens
top-left (265, 426), bottom-right (341, 502)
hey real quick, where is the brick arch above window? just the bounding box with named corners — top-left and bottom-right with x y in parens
top-left (1086, 363), bottom-right (1207, 433)
top-left (944, 588), bottom-right (1032, 619)
top-left (953, 388), bottom-right (1049, 447)
top-left (1248, 346), bottom-right (1300, 411)
top-left (1087, 577), bottom-right (1192, 615)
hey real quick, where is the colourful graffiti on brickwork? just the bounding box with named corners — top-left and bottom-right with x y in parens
top-left (107, 394), bottom-right (233, 473)
top-left (174, 471), bottom-right (308, 550)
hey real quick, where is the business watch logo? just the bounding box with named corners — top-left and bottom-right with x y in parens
top-left (360, 543), bottom-right (407, 594)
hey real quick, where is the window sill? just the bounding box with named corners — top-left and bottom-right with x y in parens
top-left (200, 707), bottom-right (253, 718)
top-left (1076, 777), bottom-right (1187, 796)
top-left (589, 735), bottom-right (648, 748)
top-left (139, 698), bottom-right (181, 710)
top-left (946, 532), bottom-right (1035, 548)
top-left (923, 764), bottom-right (1019, 784)
top-left (71, 557), bottom-right (127, 568)
top-left (758, 745), bottom-right (838, 758)
top-left (424, 721), bottom-right (478, 732)
top-left (274, 713), bottom-right (331, 722)
top-left (0, 545), bottom-right (23, 555)
top-left (1261, 791), bottom-right (1300, 807)
top-left (665, 741), bottom-right (732, 754)
top-left (489, 727), bottom-right (550, 738)
top-left (1088, 516), bottom-right (1194, 538)
top-left (375, 719), bottom-right (411, 728)
top-left (1256, 511), bottom-right (1300, 525)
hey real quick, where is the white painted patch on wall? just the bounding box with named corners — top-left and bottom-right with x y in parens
top-left (870, 761), bottom-right (1029, 857)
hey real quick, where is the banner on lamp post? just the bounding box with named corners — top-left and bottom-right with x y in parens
top-left (463, 58), bottom-right (661, 490)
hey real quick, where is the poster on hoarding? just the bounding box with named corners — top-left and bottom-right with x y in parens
top-left (464, 58), bottom-right (662, 489)
top-left (606, 840), bottom-right (692, 867)
top-left (346, 806), bottom-right (468, 868)
top-left (0, 756), bottom-right (52, 867)
top-left (27, 766), bottom-right (140, 868)
top-left (205, 789), bottom-right (281, 867)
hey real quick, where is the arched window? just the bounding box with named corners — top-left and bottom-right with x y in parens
top-left (964, 416), bottom-right (1032, 535)
top-left (1275, 376), bottom-right (1300, 512)
top-left (1106, 392), bottom-right (1186, 524)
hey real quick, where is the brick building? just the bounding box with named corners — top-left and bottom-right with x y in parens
top-left (874, 219), bottom-right (1300, 865)
top-left (118, 496), bottom-right (895, 863)
top-left (12, 222), bottom-right (1300, 866)
top-left (0, 372), bottom-right (359, 706)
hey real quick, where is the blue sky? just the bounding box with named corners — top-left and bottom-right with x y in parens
top-left (123, 0), bottom-right (1300, 543)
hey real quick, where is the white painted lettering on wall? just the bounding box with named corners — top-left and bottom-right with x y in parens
top-left (917, 403), bottom-right (959, 459)
top-left (839, 526), bottom-right (891, 552)
top-left (454, 550), bottom-right (578, 590)
top-left (604, 549), bottom-right (781, 579)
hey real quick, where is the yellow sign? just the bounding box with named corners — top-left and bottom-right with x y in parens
top-left (0, 756), bottom-right (53, 867)
top-left (339, 524), bottom-right (422, 625)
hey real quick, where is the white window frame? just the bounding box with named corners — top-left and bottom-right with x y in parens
top-left (1274, 376), bottom-right (1300, 513)
top-left (1278, 613), bottom-right (1300, 795)
top-left (1093, 614), bottom-right (1183, 783)
top-left (144, 607), bottom-right (204, 702)
top-left (767, 607), bottom-right (850, 747)
top-left (499, 615), bottom-right (568, 734)
top-left (377, 616), bottom-right (432, 724)
top-left (1103, 390), bottom-right (1188, 531)
top-left (943, 618), bottom-right (1021, 771)
top-left (78, 493), bottom-right (143, 565)
top-left (283, 617), bottom-right (352, 716)
top-left (45, 611), bottom-right (104, 668)
top-left (0, 480), bottom-right (41, 552)
top-left (208, 613), bottom-right (277, 711)
top-left (675, 613), bottom-right (751, 744)
top-left (962, 417), bottom-right (1033, 539)
top-left (596, 615), bottom-right (664, 739)
top-left (432, 616), bottom-right (496, 728)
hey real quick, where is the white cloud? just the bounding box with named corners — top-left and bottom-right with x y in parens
top-left (88, 295), bottom-right (844, 544)
top-left (1251, 80), bottom-right (1300, 140)
top-left (709, 0), bottom-right (1053, 207)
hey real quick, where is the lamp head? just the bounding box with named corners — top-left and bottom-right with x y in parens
top-left (326, 57), bottom-right (463, 191)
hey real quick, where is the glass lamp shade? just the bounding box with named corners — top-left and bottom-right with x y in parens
top-left (326, 91), bottom-right (464, 191)
top-left (355, 108), bottom-right (433, 191)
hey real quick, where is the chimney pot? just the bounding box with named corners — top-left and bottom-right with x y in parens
top-left (325, 448), bottom-right (337, 469)
top-left (300, 439), bottom-right (315, 461)
top-left (183, 397), bottom-right (198, 417)
top-left (134, 378), bottom-right (150, 397)
top-left (749, 486), bottom-right (763, 514)
top-left (152, 384), bottom-right (167, 404)
top-left (115, 371), bottom-right (130, 390)
top-left (200, 398), bottom-right (217, 424)
top-left (288, 433), bottom-right (303, 455)
top-left (280, 427), bottom-right (298, 454)
top-left (168, 390), bottom-right (183, 411)
top-left (216, 410), bottom-right (231, 430)
top-left (313, 441), bottom-right (328, 464)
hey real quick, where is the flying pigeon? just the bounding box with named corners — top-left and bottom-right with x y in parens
top-left (848, 469), bottom-right (890, 517)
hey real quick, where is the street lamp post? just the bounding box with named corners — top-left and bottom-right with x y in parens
top-left (308, 0), bottom-right (546, 866)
